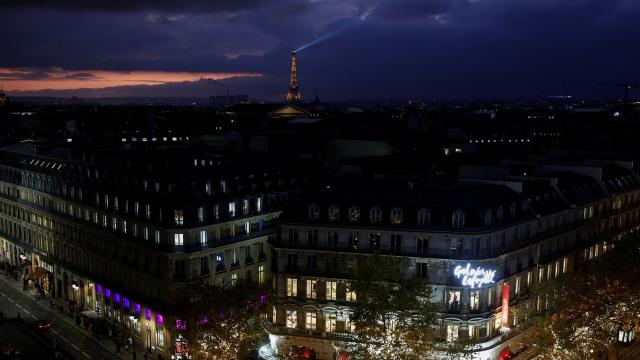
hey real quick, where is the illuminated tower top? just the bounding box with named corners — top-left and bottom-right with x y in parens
top-left (286, 51), bottom-right (301, 103)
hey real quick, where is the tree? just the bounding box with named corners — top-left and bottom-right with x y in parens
top-left (343, 254), bottom-right (439, 359)
top-left (527, 234), bottom-right (640, 359)
top-left (176, 281), bottom-right (270, 360)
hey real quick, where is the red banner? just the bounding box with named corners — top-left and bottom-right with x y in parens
top-left (501, 283), bottom-right (510, 328)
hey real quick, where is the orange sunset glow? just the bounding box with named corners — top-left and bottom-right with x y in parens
top-left (0, 67), bottom-right (263, 91)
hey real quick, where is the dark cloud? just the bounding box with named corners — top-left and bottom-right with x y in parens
top-left (3, 0), bottom-right (262, 13)
top-left (3, 0), bottom-right (640, 100)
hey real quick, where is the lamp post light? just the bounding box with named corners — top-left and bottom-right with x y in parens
top-left (129, 314), bottom-right (137, 359)
top-left (71, 282), bottom-right (79, 303)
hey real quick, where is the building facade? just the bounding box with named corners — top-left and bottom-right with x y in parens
top-left (267, 162), bottom-right (640, 359)
top-left (0, 141), bottom-right (315, 357)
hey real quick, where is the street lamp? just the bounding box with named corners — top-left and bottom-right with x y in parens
top-left (129, 314), bottom-right (137, 358)
top-left (71, 281), bottom-right (79, 303)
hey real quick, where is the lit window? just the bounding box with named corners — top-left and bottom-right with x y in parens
top-left (231, 273), bottom-right (238, 287)
top-left (174, 233), bottom-right (184, 246)
top-left (228, 202), bottom-right (235, 217)
top-left (325, 313), bottom-right (336, 332)
top-left (306, 312), bottom-right (317, 330)
top-left (390, 207), bottom-right (403, 224)
top-left (156, 329), bottom-right (164, 349)
top-left (447, 291), bottom-right (461, 311)
top-left (527, 271), bottom-right (532, 287)
top-left (154, 230), bottom-right (160, 244)
top-left (515, 276), bottom-right (521, 295)
top-left (306, 279), bottom-right (317, 299)
top-left (562, 258), bottom-right (568, 273)
top-left (345, 283), bottom-right (356, 302)
top-left (258, 265), bottom-right (265, 284)
top-left (200, 230), bottom-right (207, 246)
top-left (446, 324), bottom-right (459, 342)
top-left (174, 210), bottom-right (184, 225)
top-left (286, 278), bottom-right (297, 297)
top-left (243, 199), bottom-right (249, 215)
top-left (470, 290), bottom-right (480, 311)
top-left (286, 310), bottom-right (297, 328)
top-left (326, 281), bottom-right (337, 301)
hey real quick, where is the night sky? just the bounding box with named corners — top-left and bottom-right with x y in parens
top-left (1, 0), bottom-right (639, 101)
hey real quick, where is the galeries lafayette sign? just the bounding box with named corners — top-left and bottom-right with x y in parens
top-left (453, 263), bottom-right (496, 288)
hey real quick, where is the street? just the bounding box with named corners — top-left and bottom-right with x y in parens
top-left (0, 274), bottom-right (121, 360)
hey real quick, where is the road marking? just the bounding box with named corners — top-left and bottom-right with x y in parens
top-left (0, 292), bottom-right (5, 297)
top-left (60, 336), bottom-right (69, 343)
top-left (7, 298), bottom-right (14, 303)
top-left (81, 351), bottom-right (91, 359)
top-left (15, 304), bottom-right (22, 310)
top-left (51, 329), bottom-right (58, 335)
top-left (71, 344), bottom-right (80, 351)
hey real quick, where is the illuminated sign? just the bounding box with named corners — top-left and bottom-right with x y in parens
top-left (501, 283), bottom-right (510, 330)
top-left (453, 263), bottom-right (496, 288)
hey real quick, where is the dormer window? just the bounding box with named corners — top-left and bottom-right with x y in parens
top-left (328, 205), bottom-right (340, 221)
top-left (308, 204), bottom-right (320, 220)
top-left (452, 210), bottom-right (465, 228)
top-left (417, 208), bottom-right (430, 226)
top-left (348, 206), bottom-right (360, 222)
top-left (510, 202), bottom-right (517, 217)
top-left (370, 207), bottom-right (382, 223)
top-left (522, 200), bottom-right (529, 212)
top-left (484, 209), bottom-right (492, 226)
top-left (496, 205), bottom-right (504, 221)
top-left (390, 207), bottom-right (403, 224)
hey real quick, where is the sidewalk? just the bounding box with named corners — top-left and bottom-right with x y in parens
top-left (0, 271), bottom-right (147, 360)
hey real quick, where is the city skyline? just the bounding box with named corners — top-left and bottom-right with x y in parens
top-left (2, 0), bottom-right (640, 100)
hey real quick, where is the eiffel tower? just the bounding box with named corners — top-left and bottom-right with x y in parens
top-left (286, 51), bottom-right (301, 103)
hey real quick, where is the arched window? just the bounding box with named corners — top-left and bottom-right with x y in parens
top-left (452, 210), bottom-right (465, 228)
top-left (484, 209), bottom-right (492, 226)
top-left (348, 206), bottom-right (360, 222)
top-left (308, 204), bottom-right (320, 220)
top-left (370, 206), bottom-right (382, 223)
top-left (510, 202), bottom-right (517, 217)
top-left (328, 204), bottom-right (340, 221)
top-left (390, 207), bottom-right (403, 224)
top-left (417, 208), bottom-right (431, 226)
top-left (496, 205), bottom-right (504, 221)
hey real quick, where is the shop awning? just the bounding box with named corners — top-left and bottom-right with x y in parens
top-left (29, 267), bottom-right (49, 280)
top-left (80, 310), bottom-right (101, 319)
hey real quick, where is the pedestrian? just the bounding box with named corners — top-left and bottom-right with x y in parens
top-left (75, 313), bottom-right (81, 326)
top-left (116, 341), bottom-right (121, 353)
